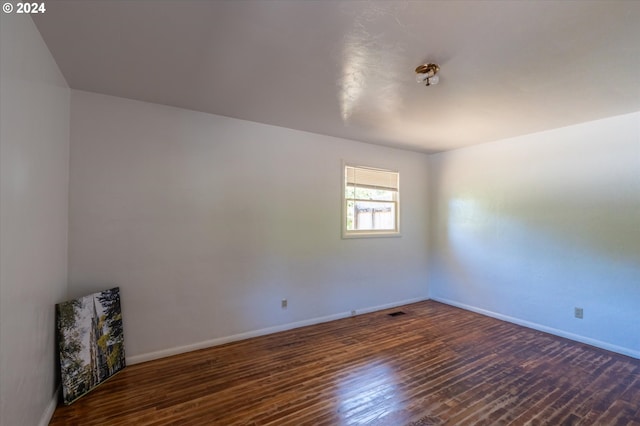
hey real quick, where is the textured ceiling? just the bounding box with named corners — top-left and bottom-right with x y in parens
top-left (33, 0), bottom-right (640, 153)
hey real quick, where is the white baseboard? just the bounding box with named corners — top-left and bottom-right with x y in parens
top-left (127, 296), bottom-right (429, 365)
top-left (431, 297), bottom-right (640, 360)
top-left (38, 387), bottom-right (59, 426)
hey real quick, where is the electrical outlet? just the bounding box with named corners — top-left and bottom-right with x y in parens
top-left (281, 299), bottom-right (287, 309)
top-left (574, 307), bottom-right (583, 319)
top-left (351, 310), bottom-right (356, 316)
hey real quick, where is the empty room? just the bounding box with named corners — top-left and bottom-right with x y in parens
top-left (1, 1), bottom-right (639, 425)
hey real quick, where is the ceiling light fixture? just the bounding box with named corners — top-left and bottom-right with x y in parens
top-left (415, 63), bottom-right (440, 86)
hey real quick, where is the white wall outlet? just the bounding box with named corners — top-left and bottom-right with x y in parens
top-left (351, 310), bottom-right (356, 316)
top-left (574, 307), bottom-right (583, 319)
top-left (281, 299), bottom-right (287, 309)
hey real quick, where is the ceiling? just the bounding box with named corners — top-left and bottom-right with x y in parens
top-left (33, 0), bottom-right (640, 153)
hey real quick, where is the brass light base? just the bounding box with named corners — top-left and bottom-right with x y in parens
top-left (415, 63), bottom-right (440, 77)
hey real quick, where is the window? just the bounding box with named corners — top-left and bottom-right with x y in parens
top-left (343, 164), bottom-right (399, 238)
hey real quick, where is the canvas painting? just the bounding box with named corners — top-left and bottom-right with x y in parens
top-left (56, 287), bottom-right (126, 404)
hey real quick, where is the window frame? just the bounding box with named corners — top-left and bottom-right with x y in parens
top-left (342, 162), bottom-right (401, 239)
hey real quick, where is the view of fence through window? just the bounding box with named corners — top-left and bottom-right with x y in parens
top-left (344, 165), bottom-right (399, 235)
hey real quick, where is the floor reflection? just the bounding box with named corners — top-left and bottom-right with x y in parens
top-left (336, 360), bottom-right (404, 425)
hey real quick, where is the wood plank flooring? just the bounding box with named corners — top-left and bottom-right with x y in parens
top-left (49, 301), bottom-right (640, 425)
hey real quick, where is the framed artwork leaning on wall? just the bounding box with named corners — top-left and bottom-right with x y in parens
top-left (56, 287), bottom-right (126, 405)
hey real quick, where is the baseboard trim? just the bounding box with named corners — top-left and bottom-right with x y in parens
top-left (431, 297), bottom-right (640, 360)
top-left (38, 387), bottom-right (59, 426)
top-left (127, 296), bottom-right (429, 365)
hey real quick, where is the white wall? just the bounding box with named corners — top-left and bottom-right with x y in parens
top-left (69, 90), bottom-right (430, 362)
top-left (429, 112), bottom-right (640, 358)
top-left (0, 15), bottom-right (70, 426)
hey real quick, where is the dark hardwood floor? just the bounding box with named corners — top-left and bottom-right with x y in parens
top-left (50, 300), bottom-right (640, 425)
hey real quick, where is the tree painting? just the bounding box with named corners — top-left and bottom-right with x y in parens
top-left (56, 287), bottom-right (126, 404)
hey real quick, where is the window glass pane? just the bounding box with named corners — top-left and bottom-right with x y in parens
top-left (344, 165), bottom-right (399, 236)
top-left (350, 201), bottom-right (396, 231)
top-left (354, 187), bottom-right (394, 201)
top-left (345, 186), bottom-right (355, 199)
top-left (345, 186), bottom-right (395, 201)
top-left (346, 200), bottom-right (356, 230)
